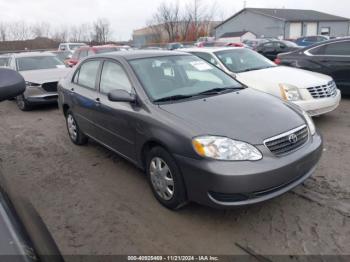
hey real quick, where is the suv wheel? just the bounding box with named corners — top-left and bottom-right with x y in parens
top-left (16, 95), bottom-right (31, 111)
top-left (146, 147), bottom-right (188, 210)
top-left (66, 110), bottom-right (88, 145)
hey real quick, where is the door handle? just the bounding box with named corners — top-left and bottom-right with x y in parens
top-left (95, 98), bottom-right (101, 105)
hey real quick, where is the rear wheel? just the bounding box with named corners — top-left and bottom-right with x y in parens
top-left (65, 110), bottom-right (88, 145)
top-left (16, 95), bottom-right (31, 111)
top-left (146, 147), bottom-right (188, 210)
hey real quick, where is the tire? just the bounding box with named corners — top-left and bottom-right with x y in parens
top-left (65, 110), bottom-right (88, 145)
top-left (16, 95), bottom-right (31, 111)
top-left (146, 146), bottom-right (188, 210)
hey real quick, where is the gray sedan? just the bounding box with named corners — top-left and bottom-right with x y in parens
top-left (58, 51), bottom-right (323, 209)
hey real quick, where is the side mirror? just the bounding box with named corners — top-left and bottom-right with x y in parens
top-left (108, 89), bottom-right (136, 103)
top-left (0, 69), bottom-right (26, 102)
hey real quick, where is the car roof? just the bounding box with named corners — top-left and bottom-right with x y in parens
top-left (93, 50), bottom-right (191, 60)
top-left (181, 47), bottom-right (244, 53)
top-left (11, 52), bottom-right (56, 58)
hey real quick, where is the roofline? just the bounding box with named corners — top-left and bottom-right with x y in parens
top-left (215, 8), bottom-right (350, 29)
top-left (215, 8), bottom-right (285, 29)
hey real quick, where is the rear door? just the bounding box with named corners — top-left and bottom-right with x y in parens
top-left (70, 59), bottom-right (102, 137)
top-left (306, 40), bottom-right (350, 93)
top-left (94, 59), bottom-right (137, 161)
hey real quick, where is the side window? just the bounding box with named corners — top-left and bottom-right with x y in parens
top-left (76, 60), bottom-right (100, 89)
top-left (88, 50), bottom-right (95, 56)
top-left (263, 42), bottom-right (274, 47)
top-left (79, 50), bottom-right (88, 59)
top-left (192, 52), bottom-right (218, 66)
top-left (100, 61), bottom-right (132, 94)
top-left (323, 42), bottom-right (350, 56)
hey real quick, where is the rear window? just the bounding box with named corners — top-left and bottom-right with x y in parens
top-left (95, 47), bottom-right (121, 54)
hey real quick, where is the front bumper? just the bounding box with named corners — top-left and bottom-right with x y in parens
top-left (174, 133), bottom-right (323, 208)
top-left (294, 90), bottom-right (341, 116)
top-left (24, 88), bottom-right (58, 105)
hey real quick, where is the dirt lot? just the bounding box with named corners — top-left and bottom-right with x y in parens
top-left (0, 99), bottom-right (349, 256)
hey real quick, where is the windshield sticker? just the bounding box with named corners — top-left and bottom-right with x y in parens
top-left (190, 61), bottom-right (211, 71)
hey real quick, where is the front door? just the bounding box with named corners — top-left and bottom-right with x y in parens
top-left (94, 59), bottom-right (137, 160)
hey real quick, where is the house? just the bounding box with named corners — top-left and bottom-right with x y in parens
top-left (215, 8), bottom-right (350, 39)
top-left (217, 31), bottom-right (256, 43)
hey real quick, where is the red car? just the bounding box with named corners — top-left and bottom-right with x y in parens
top-left (66, 45), bottom-right (126, 67)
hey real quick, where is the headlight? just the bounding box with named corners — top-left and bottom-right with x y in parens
top-left (302, 111), bottom-right (316, 136)
top-left (25, 81), bottom-right (41, 87)
top-left (192, 136), bottom-right (262, 161)
top-left (279, 84), bottom-right (301, 101)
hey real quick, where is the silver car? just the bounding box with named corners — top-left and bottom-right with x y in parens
top-left (7, 52), bottom-right (71, 111)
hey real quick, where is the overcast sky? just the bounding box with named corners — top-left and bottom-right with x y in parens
top-left (0, 0), bottom-right (349, 40)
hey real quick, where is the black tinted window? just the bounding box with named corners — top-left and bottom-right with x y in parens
top-left (310, 41), bottom-right (350, 56)
top-left (100, 61), bottom-right (132, 94)
top-left (324, 41), bottom-right (350, 55)
top-left (77, 60), bottom-right (100, 89)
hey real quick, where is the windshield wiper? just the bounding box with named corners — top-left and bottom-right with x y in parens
top-left (196, 87), bottom-right (243, 96)
top-left (239, 66), bottom-right (273, 73)
top-left (153, 94), bottom-right (194, 103)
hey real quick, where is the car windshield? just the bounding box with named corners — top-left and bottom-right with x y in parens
top-left (215, 48), bottom-right (276, 73)
top-left (69, 44), bottom-right (86, 50)
top-left (129, 55), bottom-right (243, 102)
top-left (0, 57), bottom-right (9, 67)
top-left (17, 56), bottom-right (66, 71)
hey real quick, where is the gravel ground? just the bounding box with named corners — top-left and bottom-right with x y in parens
top-left (0, 99), bottom-right (349, 256)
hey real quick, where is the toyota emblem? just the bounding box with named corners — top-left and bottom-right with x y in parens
top-left (289, 134), bottom-right (298, 144)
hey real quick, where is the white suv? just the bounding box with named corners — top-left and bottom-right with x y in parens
top-left (182, 47), bottom-right (341, 116)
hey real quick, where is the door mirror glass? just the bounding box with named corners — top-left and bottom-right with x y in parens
top-left (108, 89), bottom-right (136, 103)
top-left (0, 69), bottom-right (26, 102)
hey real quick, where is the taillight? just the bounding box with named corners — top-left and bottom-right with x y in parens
top-left (275, 58), bottom-right (281, 65)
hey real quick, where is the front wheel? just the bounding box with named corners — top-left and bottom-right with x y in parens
top-left (65, 110), bottom-right (88, 145)
top-left (16, 95), bottom-right (31, 111)
top-left (146, 147), bottom-right (188, 210)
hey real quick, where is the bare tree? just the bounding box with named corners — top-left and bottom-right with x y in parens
top-left (0, 22), bottom-right (7, 41)
top-left (91, 18), bottom-right (111, 44)
top-left (152, 1), bottom-right (180, 42)
top-left (31, 22), bottom-right (50, 38)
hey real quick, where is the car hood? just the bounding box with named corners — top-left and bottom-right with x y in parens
top-left (159, 88), bottom-right (306, 145)
top-left (20, 68), bottom-right (71, 84)
top-left (236, 66), bottom-right (332, 90)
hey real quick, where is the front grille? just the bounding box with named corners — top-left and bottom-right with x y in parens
top-left (307, 81), bottom-right (337, 99)
top-left (264, 125), bottom-right (309, 156)
top-left (42, 82), bottom-right (58, 92)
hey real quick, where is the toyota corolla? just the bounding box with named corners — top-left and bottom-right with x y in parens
top-left (58, 51), bottom-right (323, 209)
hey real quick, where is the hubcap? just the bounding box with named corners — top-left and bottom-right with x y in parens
top-left (67, 114), bottom-right (77, 141)
top-left (149, 157), bottom-right (175, 201)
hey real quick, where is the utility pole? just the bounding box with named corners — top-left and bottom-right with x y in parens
top-left (243, 0), bottom-right (247, 8)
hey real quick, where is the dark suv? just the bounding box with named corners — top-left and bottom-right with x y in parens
top-left (277, 38), bottom-right (350, 95)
